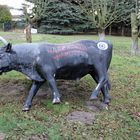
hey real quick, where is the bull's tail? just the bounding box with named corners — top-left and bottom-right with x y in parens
top-left (107, 77), bottom-right (111, 90)
top-left (106, 41), bottom-right (113, 71)
top-left (107, 41), bottom-right (112, 90)
top-left (103, 41), bottom-right (112, 90)
top-left (102, 41), bottom-right (112, 90)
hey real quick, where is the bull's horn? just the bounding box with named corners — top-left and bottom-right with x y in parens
top-left (0, 36), bottom-right (8, 45)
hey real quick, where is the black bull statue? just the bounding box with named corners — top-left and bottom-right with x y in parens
top-left (0, 36), bottom-right (112, 111)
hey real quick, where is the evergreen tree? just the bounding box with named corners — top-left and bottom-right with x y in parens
top-left (36, 0), bottom-right (94, 34)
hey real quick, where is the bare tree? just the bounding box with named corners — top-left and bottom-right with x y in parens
top-left (77, 0), bottom-right (132, 40)
top-left (23, 6), bottom-right (32, 43)
top-left (23, 0), bottom-right (51, 43)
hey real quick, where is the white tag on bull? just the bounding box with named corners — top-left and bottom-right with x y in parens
top-left (97, 42), bottom-right (108, 50)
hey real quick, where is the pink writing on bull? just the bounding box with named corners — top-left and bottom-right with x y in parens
top-left (48, 44), bottom-right (88, 59)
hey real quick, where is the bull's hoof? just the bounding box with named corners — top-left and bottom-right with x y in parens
top-left (103, 95), bottom-right (111, 104)
top-left (22, 105), bottom-right (31, 111)
top-left (52, 97), bottom-right (61, 104)
top-left (90, 95), bottom-right (98, 100)
top-left (104, 98), bottom-right (111, 105)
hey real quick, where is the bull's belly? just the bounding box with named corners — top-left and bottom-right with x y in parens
top-left (55, 65), bottom-right (92, 80)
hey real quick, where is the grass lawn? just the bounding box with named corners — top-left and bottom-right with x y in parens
top-left (0, 31), bottom-right (140, 140)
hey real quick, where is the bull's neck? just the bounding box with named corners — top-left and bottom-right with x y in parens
top-left (9, 53), bottom-right (19, 71)
top-left (11, 53), bottom-right (33, 73)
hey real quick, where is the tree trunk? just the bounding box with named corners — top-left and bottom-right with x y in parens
top-left (98, 28), bottom-right (105, 40)
top-left (25, 24), bottom-right (32, 43)
top-left (131, 12), bottom-right (139, 55)
top-left (121, 25), bottom-right (125, 36)
top-left (131, 39), bottom-right (138, 55)
top-left (109, 25), bottom-right (112, 36)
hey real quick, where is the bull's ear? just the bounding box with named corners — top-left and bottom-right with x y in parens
top-left (6, 43), bottom-right (12, 52)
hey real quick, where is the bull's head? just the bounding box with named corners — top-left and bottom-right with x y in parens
top-left (0, 36), bottom-right (12, 75)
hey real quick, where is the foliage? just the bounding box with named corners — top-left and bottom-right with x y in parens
top-left (25, 0), bottom-right (135, 35)
top-left (0, 5), bottom-right (12, 23)
top-left (26, 0), bottom-right (95, 34)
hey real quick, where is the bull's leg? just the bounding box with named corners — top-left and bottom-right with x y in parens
top-left (22, 81), bottom-right (44, 111)
top-left (47, 76), bottom-right (61, 104)
top-left (90, 73), bottom-right (111, 103)
top-left (90, 69), bottom-right (107, 100)
top-left (100, 75), bottom-right (111, 103)
top-left (41, 66), bottom-right (61, 104)
top-left (101, 83), bottom-right (111, 104)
